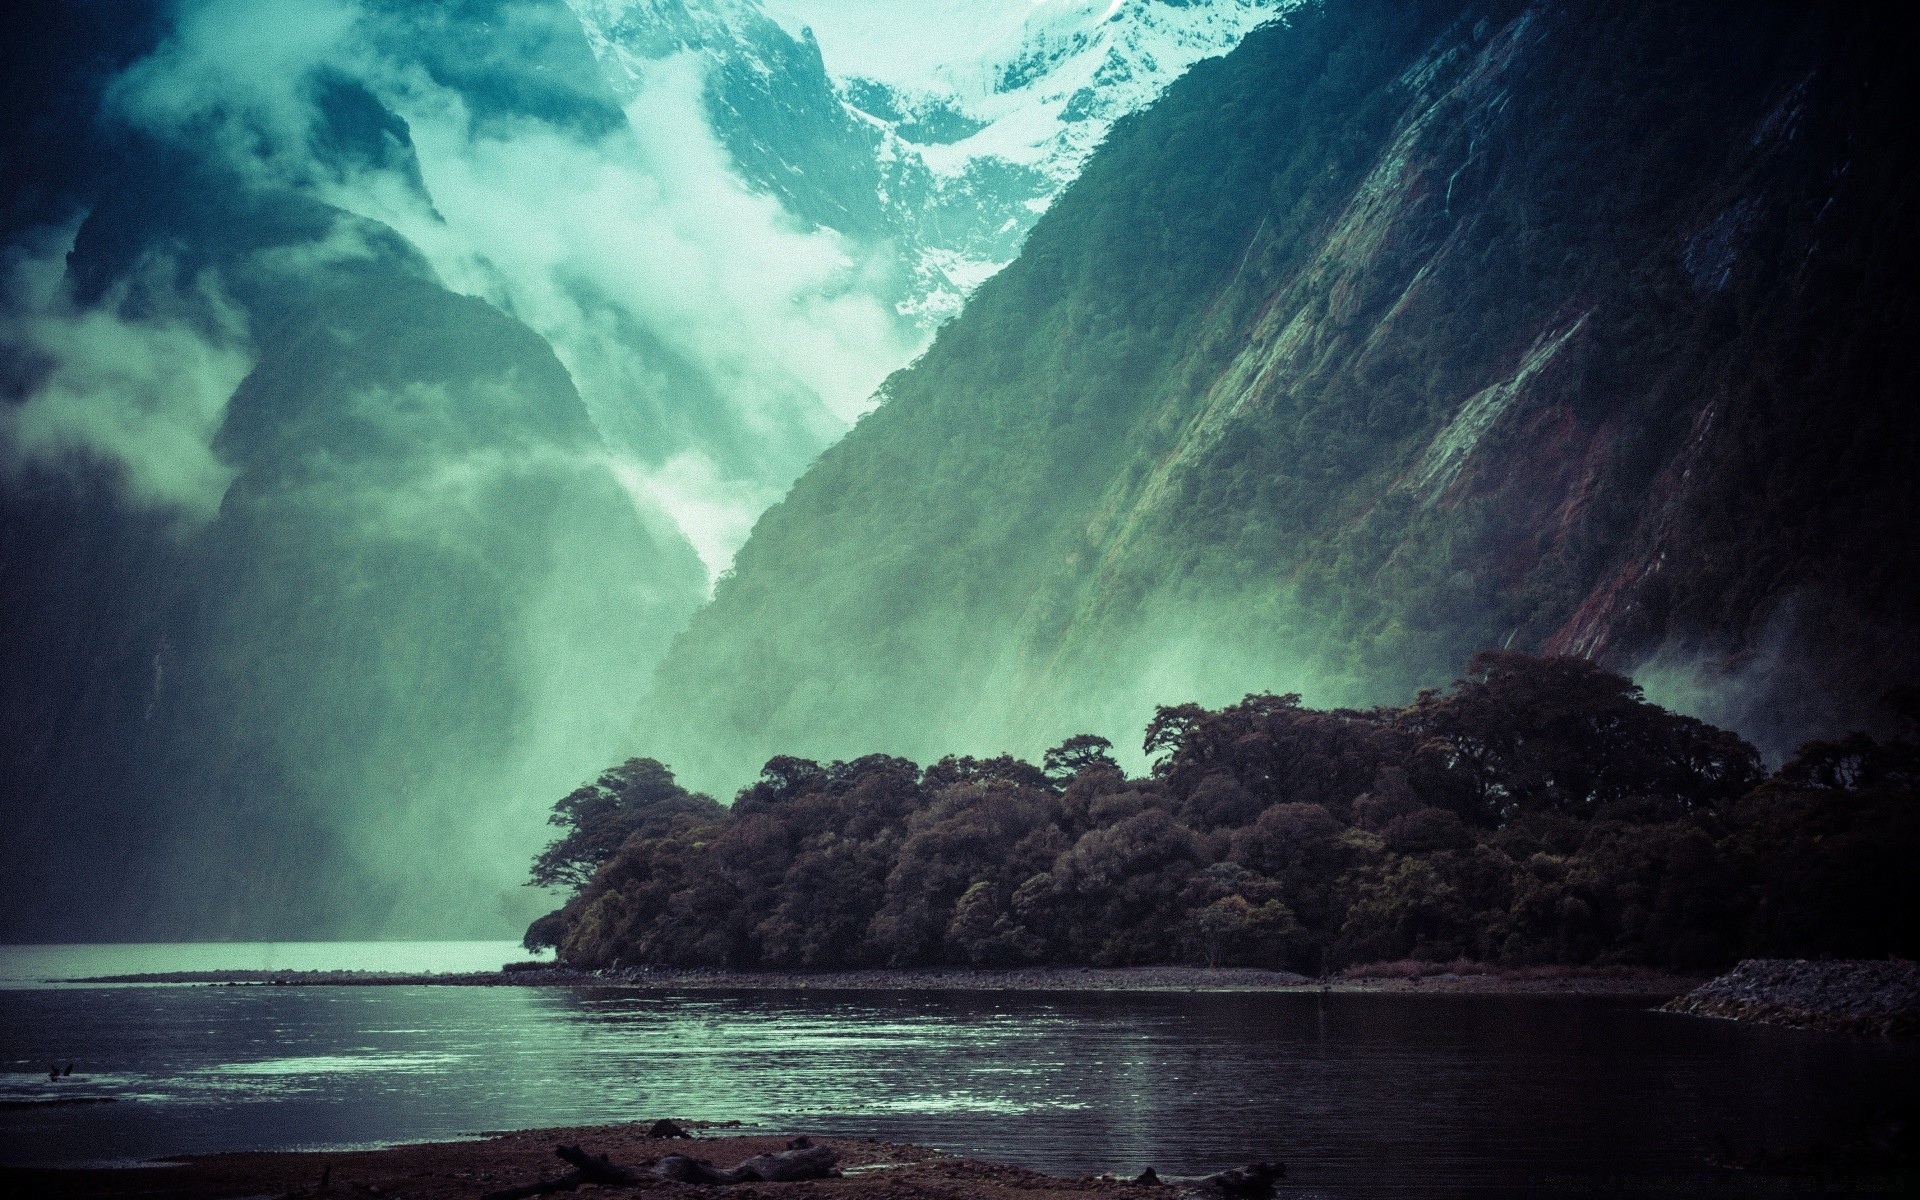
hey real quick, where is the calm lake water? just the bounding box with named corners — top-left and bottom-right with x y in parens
top-left (2, 947), bottom-right (1914, 1198)
top-left (0, 941), bottom-right (540, 982)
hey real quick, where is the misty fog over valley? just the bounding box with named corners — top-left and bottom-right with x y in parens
top-left (2, 0), bottom-right (1290, 940)
top-left (6, 3), bottom-right (1920, 1196)
top-left (4, 0), bottom-right (1919, 966)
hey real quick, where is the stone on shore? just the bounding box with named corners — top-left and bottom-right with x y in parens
top-left (1662, 959), bottom-right (1920, 1036)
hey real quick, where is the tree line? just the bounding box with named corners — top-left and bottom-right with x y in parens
top-left (526, 653), bottom-right (1918, 973)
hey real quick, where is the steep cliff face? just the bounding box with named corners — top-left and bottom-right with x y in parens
top-left (0, 7), bottom-right (710, 939)
top-left (641, 0), bottom-right (1920, 793)
top-left (570, 0), bottom-right (894, 240)
top-left (3, 254), bottom-right (706, 941)
top-left (1, 0), bottom-right (1286, 939)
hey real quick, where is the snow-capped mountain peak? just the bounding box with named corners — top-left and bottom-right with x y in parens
top-left (777, 0), bottom-right (1292, 169)
top-left (840, 0), bottom-right (1293, 320)
top-left (571, 0), bottom-right (1294, 325)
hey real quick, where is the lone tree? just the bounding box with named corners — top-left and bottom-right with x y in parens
top-left (529, 758), bottom-right (722, 892)
top-left (1043, 733), bottom-right (1120, 783)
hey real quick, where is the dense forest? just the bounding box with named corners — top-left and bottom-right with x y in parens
top-left (528, 654), bottom-right (1919, 973)
top-left (639, 0), bottom-right (1920, 796)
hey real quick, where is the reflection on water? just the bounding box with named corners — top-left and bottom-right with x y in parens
top-left (0, 941), bottom-right (537, 983)
top-left (1, 981), bottom-right (1914, 1198)
top-left (209, 1053), bottom-right (472, 1076)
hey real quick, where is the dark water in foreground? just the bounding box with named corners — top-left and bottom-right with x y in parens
top-left (2, 978), bottom-right (1915, 1197)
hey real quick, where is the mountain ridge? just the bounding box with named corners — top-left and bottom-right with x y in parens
top-left (638, 0), bottom-right (1920, 796)
top-left (0, 0), bottom-right (1285, 939)
top-left (572, 0), bottom-right (1291, 325)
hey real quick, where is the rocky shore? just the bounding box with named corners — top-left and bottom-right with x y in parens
top-left (67, 962), bottom-right (1699, 996)
top-left (1662, 959), bottom-right (1920, 1036)
top-left (0, 1129), bottom-right (1175, 1200)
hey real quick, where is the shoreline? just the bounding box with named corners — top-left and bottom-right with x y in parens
top-left (11, 1119), bottom-right (1915, 1199)
top-left (0, 1129), bottom-right (1081, 1200)
top-left (1662, 959), bottom-right (1920, 1037)
top-left (55, 963), bottom-right (1704, 997)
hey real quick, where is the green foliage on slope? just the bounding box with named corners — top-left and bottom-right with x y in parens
top-left (641, 0), bottom-right (1920, 793)
top-left (646, 0), bottom-right (1463, 783)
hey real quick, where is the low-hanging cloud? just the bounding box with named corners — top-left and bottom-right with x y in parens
top-left (16, 0), bottom-right (932, 936)
top-left (356, 53), bottom-right (916, 578)
top-left (107, 0), bottom-right (359, 192)
top-left (0, 226), bottom-right (252, 519)
top-left (1629, 593), bottom-right (1905, 769)
top-left (109, 0), bottom-right (923, 583)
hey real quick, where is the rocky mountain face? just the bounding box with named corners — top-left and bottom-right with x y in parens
top-left (1, 0), bottom-right (1279, 939)
top-left (640, 0), bottom-right (1920, 795)
top-left (571, 0), bottom-right (893, 238)
top-left (11, 0), bottom-right (1912, 938)
top-left (570, 0), bottom-right (1289, 324)
top-left (1, 1), bottom-right (710, 939)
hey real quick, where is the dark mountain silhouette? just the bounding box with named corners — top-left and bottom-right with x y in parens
top-left (0, 7), bottom-right (708, 939)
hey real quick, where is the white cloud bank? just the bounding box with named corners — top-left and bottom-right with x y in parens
top-left (353, 52), bottom-right (915, 579)
top-left (0, 228), bottom-right (252, 520)
top-left (103, 0), bottom-right (920, 582)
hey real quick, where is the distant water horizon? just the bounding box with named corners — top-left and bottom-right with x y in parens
top-left (0, 941), bottom-right (545, 985)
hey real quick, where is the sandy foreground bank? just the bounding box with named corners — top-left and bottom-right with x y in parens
top-left (65, 964), bottom-right (1702, 997)
top-left (1, 1129), bottom-right (1171, 1200)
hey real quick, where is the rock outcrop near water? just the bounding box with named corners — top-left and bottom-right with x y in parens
top-left (1664, 959), bottom-right (1920, 1037)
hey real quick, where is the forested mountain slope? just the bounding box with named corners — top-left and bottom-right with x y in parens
top-left (0, 0), bottom-right (1284, 940)
top-left (643, 0), bottom-right (1920, 794)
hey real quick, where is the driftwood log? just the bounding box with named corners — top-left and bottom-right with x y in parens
top-left (652, 1144), bottom-right (839, 1184)
top-left (1134, 1162), bottom-right (1286, 1199)
top-left (479, 1146), bottom-right (645, 1200)
top-left (479, 1141), bottom-right (838, 1200)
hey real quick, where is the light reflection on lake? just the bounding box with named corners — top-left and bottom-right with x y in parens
top-left (1, 976), bottom-right (1914, 1198)
top-left (0, 941), bottom-right (537, 983)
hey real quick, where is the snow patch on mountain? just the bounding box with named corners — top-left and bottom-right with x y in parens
top-left (572, 1), bottom-right (1293, 329)
top-left (570, 0), bottom-right (798, 101)
top-left (827, 0), bottom-right (1289, 173)
top-left (795, 0), bottom-right (1298, 322)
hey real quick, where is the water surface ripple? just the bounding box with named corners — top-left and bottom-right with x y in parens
top-left (2, 981), bottom-right (1913, 1197)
